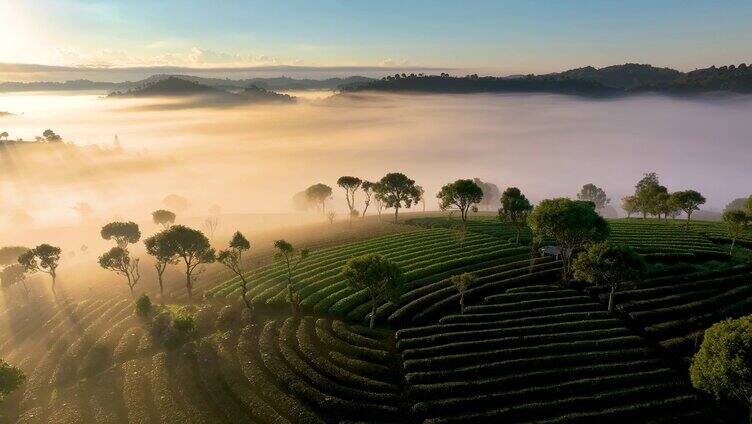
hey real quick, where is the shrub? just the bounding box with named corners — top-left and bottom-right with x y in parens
top-left (135, 294), bottom-right (152, 317)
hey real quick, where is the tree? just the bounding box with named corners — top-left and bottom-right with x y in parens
top-left (528, 198), bottom-right (610, 282)
top-left (42, 129), bottom-right (61, 142)
top-left (326, 211), bottom-right (336, 224)
top-left (202, 216), bottom-right (220, 240)
top-left (1, 264), bottom-right (29, 298)
top-left (690, 316), bottom-right (752, 420)
top-left (724, 197), bottom-right (751, 213)
top-left (450, 273), bottom-right (474, 314)
top-left (577, 183), bottom-right (610, 210)
top-left (0, 131), bottom-right (8, 141)
top-left (18, 244), bottom-right (61, 292)
top-left (634, 172), bottom-right (667, 219)
top-left (337, 176), bottom-right (362, 217)
top-left (159, 225), bottom-right (215, 301)
top-left (621, 196), bottom-right (638, 218)
top-left (375, 172), bottom-right (422, 223)
top-left (305, 183), bottom-right (333, 214)
top-left (0, 359), bottom-right (25, 401)
top-left (274, 240), bottom-right (309, 315)
top-left (498, 187), bottom-right (533, 244)
top-left (723, 210), bottom-right (751, 254)
top-left (340, 254), bottom-right (403, 329)
top-left (217, 231), bottom-right (253, 310)
top-left (98, 247), bottom-right (141, 297)
top-left (101, 221), bottom-right (141, 248)
top-left (292, 191), bottom-right (315, 212)
top-left (474, 178), bottom-right (501, 211)
top-left (0, 246), bottom-right (29, 267)
top-left (671, 190), bottom-right (706, 228)
top-left (437, 179), bottom-right (483, 222)
top-left (361, 181), bottom-right (375, 217)
top-left (152, 209), bottom-right (176, 229)
top-left (143, 231), bottom-right (177, 301)
top-left (573, 242), bottom-right (645, 313)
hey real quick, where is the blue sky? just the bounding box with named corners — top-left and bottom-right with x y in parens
top-left (2, 0), bottom-right (751, 74)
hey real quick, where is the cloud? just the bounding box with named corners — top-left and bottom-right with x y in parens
top-left (379, 58), bottom-right (410, 67)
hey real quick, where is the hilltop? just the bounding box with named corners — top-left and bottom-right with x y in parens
top-left (108, 76), bottom-right (296, 105)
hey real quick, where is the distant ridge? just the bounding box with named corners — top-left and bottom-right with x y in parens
top-left (108, 76), bottom-right (221, 97)
top-left (342, 63), bottom-right (752, 96)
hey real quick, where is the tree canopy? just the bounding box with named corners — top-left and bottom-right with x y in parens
top-left (473, 178), bottom-right (501, 211)
top-left (437, 179), bottom-right (483, 222)
top-left (690, 316), bottom-right (752, 404)
top-left (337, 176), bottom-right (362, 214)
top-left (621, 195), bottom-right (638, 218)
top-left (634, 172), bottom-right (668, 219)
top-left (528, 198), bottom-right (609, 281)
top-left (0, 359), bottom-right (25, 401)
top-left (305, 183), bottom-right (333, 213)
top-left (157, 225), bottom-right (215, 301)
top-left (573, 241), bottom-right (645, 312)
top-left (723, 210), bottom-right (751, 253)
top-left (670, 190), bottom-right (706, 227)
top-left (152, 209), bottom-right (176, 228)
top-left (374, 172), bottom-right (422, 223)
top-left (18, 244), bottom-right (61, 292)
top-left (101, 221), bottom-right (141, 248)
top-left (341, 253), bottom-right (403, 328)
top-left (498, 187), bottom-right (533, 243)
top-left (0, 246), bottom-right (29, 267)
top-left (577, 183), bottom-right (610, 209)
top-left (98, 246), bottom-right (140, 296)
top-left (144, 230), bottom-right (177, 299)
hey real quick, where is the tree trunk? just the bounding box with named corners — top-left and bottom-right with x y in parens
top-left (186, 271), bottom-right (193, 302)
top-left (51, 274), bottom-right (56, 293)
top-left (731, 238), bottom-right (736, 254)
top-left (515, 227), bottom-right (521, 244)
top-left (686, 212), bottom-right (692, 230)
top-left (394, 206), bottom-right (399, 224)
top-left (157, 272), bottom-right (164, 303)
top-left (362, 201), bottom-right (370, 218)
top-left (370, 295), bottom-right (376, 329)
top-left (288, 283), bottom-right (296, 316)
top-left (460, 293), bottom-right (465, 315)
top-left (608, 285), bottom-right (616, 313)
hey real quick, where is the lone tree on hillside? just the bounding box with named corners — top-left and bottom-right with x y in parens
top-left (375, 172), bottom-right (422, 223)
top-left (634, 172), bottom-right (667, 219)
top-left (158, 225), bottom-right (215, 301)
top-left (0, 246), bottom-right (29, 267)
top-left (101, 221), bottom-right (141, 248)
top-left (98, 247), bottom-right (141, 297)
top-left (670, 190), bottom-right (706, 228)
top-left (1, 264), bottom-right (29, 298)
top-left (144, 231), bottom-right (177, 301)
top-left (690, 316), bottom-right (752, 418)
top-left (437, 179), bottom-right (484, 222)
top-left (621, 196), bottom-right (638, 218)
top-left (18, 244), bottom-right (61, 292)
top-left (274, 240), bottom-right (309, 316)
top-left (152, 209), bottom-right (176, 229)
top-left (723, 210), bottom-right (751, 254)
top-left (528, 199), bottom-right (609, 282)
top-left (340, 254), bottom-right (403, 329)
top-left (577, 183), bottom-right (610, 210)
top-left (337, 176), bottom-right (362, 217)
top-left (450, 273), bottom-right (475, 314)
top-left (217, 231), bottom-right (253, 310)
top-left (42, 129), bottom-right (62, 142)
top-left (573, 242), bottom-right (645, 313)
top-left (305, 183), bottom-right (333, 214)
top-left (0, 359), bottom-right (25, 402)
top-left (361, 181), bottom-right (375, 217)
top-left (498, 187), bottom-right (533, 244)
top-left (474, 178), bottom-right (501, 211)
top-left (0, 131), bottom-right (8, 141)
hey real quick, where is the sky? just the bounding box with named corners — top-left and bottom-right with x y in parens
top-left (1, 0), bottom-right (752, 78)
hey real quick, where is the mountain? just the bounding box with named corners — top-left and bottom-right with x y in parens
top-left (538, 63), bottom-right (681, 89)
top-left (0, 79), bottom-right (118, 92)
top-left (108, 76), bottom-right (221, 97)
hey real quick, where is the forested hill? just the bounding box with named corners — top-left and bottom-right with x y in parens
top-left (342, 63), bottom-right (752, 96)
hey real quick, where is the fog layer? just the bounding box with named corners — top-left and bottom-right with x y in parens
top-left (1, 90), bottom-right (751, 235)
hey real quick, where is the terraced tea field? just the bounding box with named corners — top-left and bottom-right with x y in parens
top-left (3, 217), bottom-right (750, 423)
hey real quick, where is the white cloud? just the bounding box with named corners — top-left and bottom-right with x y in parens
top-left (379, 58), bottom-right (410, 67)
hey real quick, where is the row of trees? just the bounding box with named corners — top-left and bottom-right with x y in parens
top-left (0, 129), bottom-right (62, 143)
top-left (621, 172), bottom-right (706, 227)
